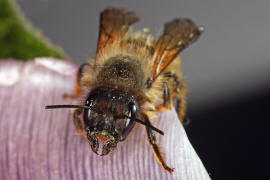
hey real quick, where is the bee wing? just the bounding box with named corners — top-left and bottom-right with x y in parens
top-left (96, 8), bottom-right (139, 53)
top-left (151, 19), bottom-right (203, 79)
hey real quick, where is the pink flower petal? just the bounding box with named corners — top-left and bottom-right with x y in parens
top-left (0, 58), bottom-right (210, 180)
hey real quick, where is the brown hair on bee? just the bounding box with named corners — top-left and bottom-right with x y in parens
top-left (46, 7), bottom-right (203, 173)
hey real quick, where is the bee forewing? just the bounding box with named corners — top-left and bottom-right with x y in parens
top-left (151, 18), bottom-right (203, 79)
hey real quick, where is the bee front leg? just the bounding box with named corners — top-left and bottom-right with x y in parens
top-left (144, 114), bottom-right (174, 173)
top-left (64, 63), bottom-right (89, 98)
top-left (73, 108), bottom-right (84, 135)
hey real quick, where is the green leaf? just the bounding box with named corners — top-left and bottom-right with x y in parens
top-left (0, 0), bottom-right (68, 61)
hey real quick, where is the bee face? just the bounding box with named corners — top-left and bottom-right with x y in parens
top-left (83, 87), bottom-right (138, 155)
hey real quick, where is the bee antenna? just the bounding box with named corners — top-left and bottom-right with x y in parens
top-left (114, 115), bottom-right (164, 135)
top-left (134, 118), bottom-right (164, 135)
top-left (45, 104), bottom-right (102, 115)
top-left (46, 104), bottom-right (89, 109)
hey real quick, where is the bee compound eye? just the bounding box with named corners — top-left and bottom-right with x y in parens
top-left (85, 99), bottom-right (93, 106)
top-left (83, 99), bottom-right (96, 127)
top-left (128, 102), bottom-right (137, 117)
top-left (118, 117), bottom-right (136, 141)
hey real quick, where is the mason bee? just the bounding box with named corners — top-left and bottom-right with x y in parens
top-left (46, 7), bottom-right (203, 172)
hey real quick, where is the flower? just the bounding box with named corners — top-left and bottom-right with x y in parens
top-left (0, 58), bottom-right (209, 180)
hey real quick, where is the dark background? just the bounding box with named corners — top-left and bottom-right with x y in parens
top-left (16, 0), bottom-right (270, 179)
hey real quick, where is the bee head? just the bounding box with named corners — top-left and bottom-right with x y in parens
top-left (45, 88), bottom-right (163, 156)
top-left (83, 87), bottom-right (138, 155)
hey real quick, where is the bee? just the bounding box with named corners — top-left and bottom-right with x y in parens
top-left (46, 7), bottom-right (203, 172)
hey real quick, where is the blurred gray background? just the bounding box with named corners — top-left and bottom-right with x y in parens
top-left (17, 0), bottom-right (270, 112)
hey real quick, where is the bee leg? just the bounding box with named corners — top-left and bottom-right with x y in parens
top-left (163, 82), bottom-right (171, 108)
top-left (155, 82), bottom-right (171, 112)
top-left (64, 63), bottom-right (89, 98)
top-left (173, 96), bottom-right (186, 122)
top-left (163, 72), bottom-right (180, 91)
top-left (144, 114), bottom-right (174, 173)
top-left (164, 72), bottom-right (187, 121)
top-left (73, 108), bottom-right (84, 135)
